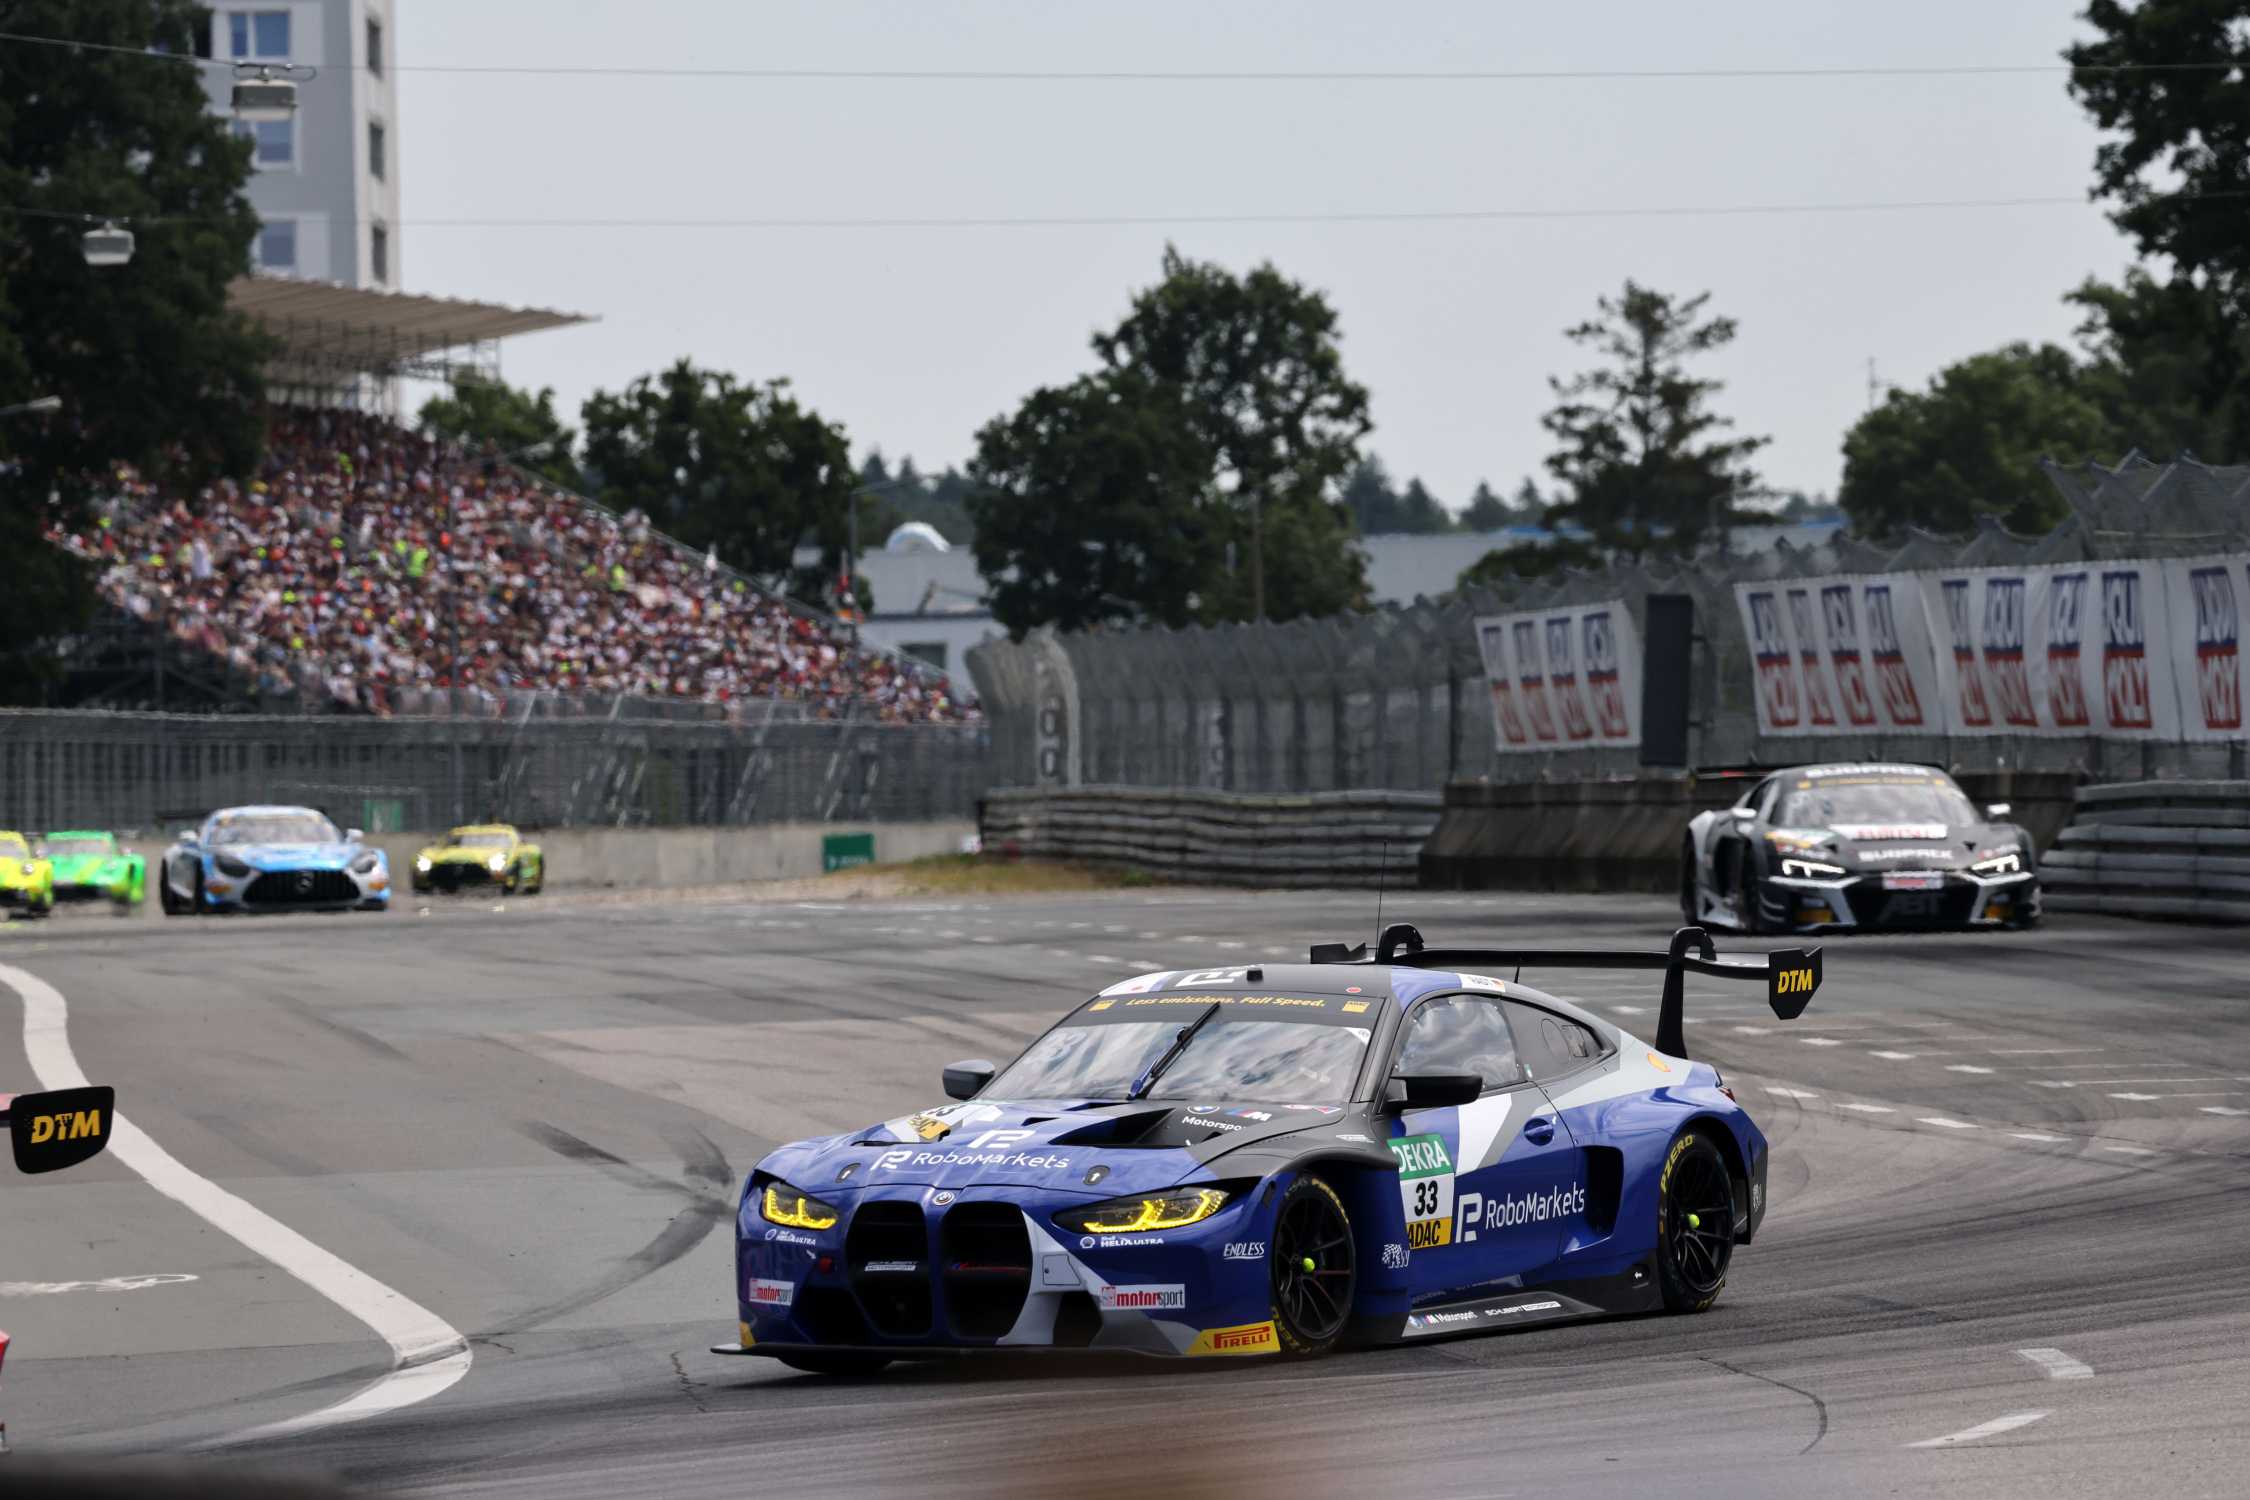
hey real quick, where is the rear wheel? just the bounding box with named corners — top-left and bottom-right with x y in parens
top-left (1656, 1131), bottom-right (1736, 1313)
top-left (1270, 1174), bottom-right (1356, 1356)
top-left (774, 1351), bottom-right (891, 1377)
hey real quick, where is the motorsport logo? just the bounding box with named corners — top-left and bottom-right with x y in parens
top-left (745, 1278), bottom-right (795, 1307)
top-left (1455, 1183), bottom-right (1588, 1242)
top-left (1097, 1283), bottom-right (1186, 1311)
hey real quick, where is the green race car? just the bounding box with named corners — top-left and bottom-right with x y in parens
top-left (38, 830), bottom-right (144, 910)
top-left (0, 832), bottom-right (54, 918)
top-left (411, 823), bottom-right (545, 896)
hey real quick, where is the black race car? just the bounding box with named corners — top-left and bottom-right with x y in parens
top-left (1682, 763), bottom-right (2039, 934)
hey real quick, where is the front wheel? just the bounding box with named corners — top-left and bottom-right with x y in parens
top-left (1733, 857), bottom-right (1772, 936)
top-left (1269, 1174), bottom-right (1356, 1356)
top-left (1656, 1131), bottom-right (1736, 1313)
top-left (774, 1351), bottom-right (891, 1377)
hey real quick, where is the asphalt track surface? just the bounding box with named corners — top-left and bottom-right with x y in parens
top-left (3, 888), bottom-right (2248, 1499)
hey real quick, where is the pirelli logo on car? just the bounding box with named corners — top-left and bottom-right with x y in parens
top-left (1186, 1320), bottom-right (1280, 1356)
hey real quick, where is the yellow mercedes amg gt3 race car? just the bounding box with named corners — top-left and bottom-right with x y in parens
top-left (0, 831), bottom-right (54, 919)
top-left (411, 824), bottom-right (545, 896)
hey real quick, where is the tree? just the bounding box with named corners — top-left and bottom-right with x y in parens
top-left (0, 0), bottom-right (268, 701)
top-left (1838, 343), bottom-right (2120, 536)
top-left (1456, 535), bottom-right (1605, 591)
top-left (2068, 3), bottom-right (2250, 314)
top-left (2068, 268), bottom-right (2250, 461)
top-left (967, 371), bottom-right (1220, 637)
top-left (1461, 480), bottom-right (1515, 531)
top-left (1540, 281), bottom-right (1767, 554)
top-left (418, 373), bottom-right (583, 490)
top-left (1092, 246), bottom-right (1371, 620)
top-left (580, 360), bottom-right (855, 587)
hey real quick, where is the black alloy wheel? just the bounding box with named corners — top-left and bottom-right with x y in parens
top-left (1270, 1174), bottom-right (1356, 1356)
top-left (1656, 1131), bottom-right (1736, 1312)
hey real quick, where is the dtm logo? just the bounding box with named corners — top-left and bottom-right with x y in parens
top-left (1776, 967), bottom-right (1815, 996)
top-left (24, 1107), bottom-right (102, 1144)
top-left (1454, 1184), bottom-right (1587, 1242)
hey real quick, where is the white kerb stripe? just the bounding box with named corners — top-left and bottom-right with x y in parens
top-left (1908, 1410), bottom-right (2049, 1448)
top-left (0, 961), bottom-right (471, 1445)
top-left (2017, 1347), bottom-right (2092, 1380)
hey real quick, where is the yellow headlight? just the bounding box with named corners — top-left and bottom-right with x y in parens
top-left (1065, 1187), bottom-right (1230, 1236)
top-left (762, 1183), bottom-right (841, 1230)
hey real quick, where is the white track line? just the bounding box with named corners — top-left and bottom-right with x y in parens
top-left (2017, 1347), bottom-right (2093, 1380)
top-left (1917, 1116), bottom-right (1977, 1130)
top-left (2010, 1132), bottom-right (2067, 1143)
top-left (1910, 1410), bottom-right (2049, 1447)
top-left (1834, 1102), bottom-right (1895, 1114)
top-left (0, 961), bottom-right (471, 1445)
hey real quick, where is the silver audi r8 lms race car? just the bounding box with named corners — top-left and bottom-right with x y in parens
top-left (1681, 762), bottom-right (2039, 934)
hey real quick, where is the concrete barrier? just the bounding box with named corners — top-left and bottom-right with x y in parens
top-left (1418, 769), bottom-right (2081, 893)
top-left (980, 787), bottom-right (1438, 888)
top-left (2040, 781), bottom-right (2250, 922)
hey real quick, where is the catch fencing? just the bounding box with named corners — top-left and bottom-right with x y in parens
top-left (2040, 780), bottom-right (2250, 922)
top-left (979, 787), bottom-right (1438, 887)
top-left (970, 454), bottom-right (2250, 792)
top-left (0, 707), bottom-right (986, 836)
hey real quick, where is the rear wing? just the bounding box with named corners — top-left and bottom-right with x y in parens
top-left (0, 1085), bottom-right (115, 1174)
top-left (1311, 924), bottom-right (1820, 1061)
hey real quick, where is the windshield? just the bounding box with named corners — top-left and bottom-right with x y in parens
top-left (207, 813), bottom-right (340, 846)
top-left (448, 832), bottom-right (511, 849)
top-left (0, 834), bottom-right (26, 858)
top-left (42, 836), bottom-right (114, 857)
top-left (985, 1014), bottom-right (1371, 1105)
top-left (1778, 780), bottom-right (1975, 829)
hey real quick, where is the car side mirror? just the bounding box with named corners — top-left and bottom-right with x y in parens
top-left (346, 828), bottom-right (365, 842)
top-left (1730, 806), bottom-right (1757, 821)
top-left (177, 830), bottom-right (199, 846)
top-left (942, 1059), bottom-right (995, 1101)
top-left (1385, 1073), bottom-right (1483, 1111)
top-left (1984, 803), bottom-right (2011, 819)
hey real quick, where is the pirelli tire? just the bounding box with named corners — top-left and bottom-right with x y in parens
top-left (1269, 1173), bottom-right (1356, 1357)
top-left (1734, 857), bottom-right (1774, 936)
top-left (1655, 1130), bottom-right (1736, 1314)
top-left (774, 1351), bottom-right (892, 1378)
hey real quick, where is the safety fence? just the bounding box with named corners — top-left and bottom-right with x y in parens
top-left (970, 454), bottom-right (2250, 792)
top-left (979, 787), bottom-right (1439, 888)
top-left (0, 708), bottom-right (986, 835)
top-left (2041, 780), bottom-right (2250, 922)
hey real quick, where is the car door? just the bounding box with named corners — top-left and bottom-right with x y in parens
top-left (1388, 992), bottom-right (1582, 1302)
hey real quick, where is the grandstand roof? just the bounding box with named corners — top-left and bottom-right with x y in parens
top-left (227, 278), bottom-right (591, 387)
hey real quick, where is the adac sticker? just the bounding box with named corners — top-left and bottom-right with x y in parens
top-left (1388, 1132), bottom-right (1455, 1250)
top-left (1186, 1320), bottom-right (1280, 1356)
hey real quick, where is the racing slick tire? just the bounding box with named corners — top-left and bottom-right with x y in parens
top-left (191, 865), bottom-right (208, 917)
top-left (158, 864), bottom-right (180, 915)
top-left (1655, 1130), bottom-right (1736, 1314)
top-left (1678, 838), bottom-right (1699, 925)
top-left (1269, 1173), bottom-right (1356, 1357)
top-left (1733, 859), bottom-right (1773, 936)
top-left (774, 1351), bottom-right (892, 1377)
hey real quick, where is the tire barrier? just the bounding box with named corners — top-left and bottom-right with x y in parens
top-left (978, 787), bottom-right (1439, 888)
top-left (2040, 780), bottom-right (2250, 922)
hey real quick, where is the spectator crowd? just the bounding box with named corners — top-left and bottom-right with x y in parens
top-left (48, 407), bottom-right (974, 722)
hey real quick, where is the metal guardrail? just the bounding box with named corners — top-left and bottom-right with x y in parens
top-left (979, 786), bottom-right (1440, 888)
top-left (0, 708), bottom-right (987, 834)
top-left (2040, 780), bottom-right (2250, 921)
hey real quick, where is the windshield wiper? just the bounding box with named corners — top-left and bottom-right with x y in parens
top-left (1129, 1003), bottom-right (1221, 1101)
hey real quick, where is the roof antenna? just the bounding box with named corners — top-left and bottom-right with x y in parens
top-left (1372, 838), bottom-right (1387, 954)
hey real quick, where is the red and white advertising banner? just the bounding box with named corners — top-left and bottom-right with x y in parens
top-left (2164, 555), bottom-right (2249, 741)
top-left (1733, 574), bottom-right (1942, 737)
top-left (1924, 561), bottom-right (2183, 738)
top-left (1476, 601), bottom-right (1642, 751)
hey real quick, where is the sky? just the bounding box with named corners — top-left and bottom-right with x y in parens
top-left (396, 2), bottom-right (2135, 510)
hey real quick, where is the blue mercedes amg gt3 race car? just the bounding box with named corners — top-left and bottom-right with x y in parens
top-left (157, 804), bottom-right (391, 915)
top-left (715, 924), bottom-right (1820, 1374)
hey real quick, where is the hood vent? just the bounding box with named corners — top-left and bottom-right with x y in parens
top-left (1049, 1108), bottom-right (1173, 1147)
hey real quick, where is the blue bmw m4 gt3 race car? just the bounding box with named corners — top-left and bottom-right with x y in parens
top-left (715, 924), bottom-right (1820, 1374)
top-left (158, 805), bottom-right (391, 915)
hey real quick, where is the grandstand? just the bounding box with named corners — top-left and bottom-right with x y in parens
top-left (43, 280), bottom-right (973, 724)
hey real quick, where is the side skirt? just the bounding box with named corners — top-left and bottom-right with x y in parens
top-left (1378, 1268), bottom-right (1666, 1345)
